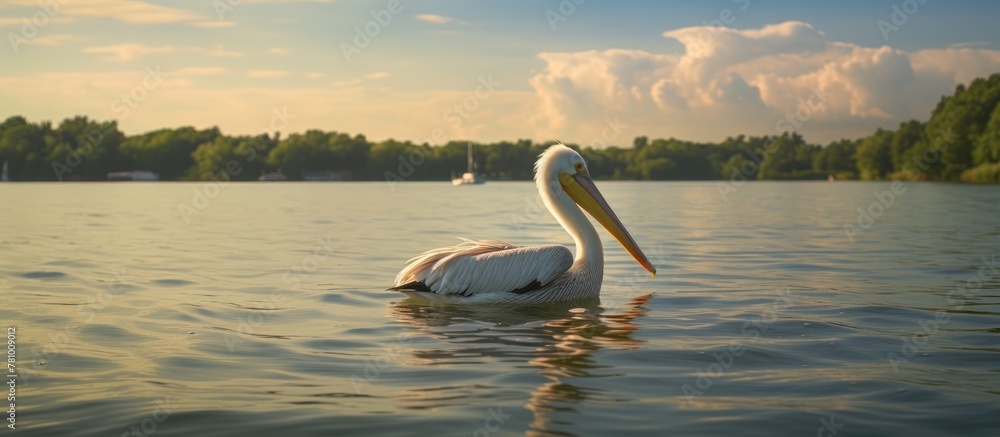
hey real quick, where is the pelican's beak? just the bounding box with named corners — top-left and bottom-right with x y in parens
top-left (559, 172), bottom-right (657, 276)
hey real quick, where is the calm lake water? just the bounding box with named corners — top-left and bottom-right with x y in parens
top-left (2, 181), bottom-right (999, 436)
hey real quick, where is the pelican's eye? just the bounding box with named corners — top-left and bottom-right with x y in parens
top-left (574, 162), bottom-right (585, 173)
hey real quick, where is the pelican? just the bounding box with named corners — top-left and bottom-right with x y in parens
top-left (390, 143), bottom-right (656, 304)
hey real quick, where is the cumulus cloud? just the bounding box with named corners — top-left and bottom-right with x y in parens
top-left (529, 21), bottom-right (1000, 144)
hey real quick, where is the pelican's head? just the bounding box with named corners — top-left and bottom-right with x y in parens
top-left (534, 143), bottom-right (657, 276)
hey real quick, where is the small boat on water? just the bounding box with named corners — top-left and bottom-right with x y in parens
top-left (107, 170), bottom-right (159, 181)
top-left (452, 143), bottom-right (486, 185)
top-left (258, 170), bottom-right (287, 181)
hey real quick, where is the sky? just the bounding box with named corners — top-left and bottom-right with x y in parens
top-left (2, 0), bottom-right (1000, 146)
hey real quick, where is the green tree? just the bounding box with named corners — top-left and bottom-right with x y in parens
top-left (856, 129), bottom-right (894, 180)
top-left (120, 126), bottom-right (220, 180)
top-left (814, 138), bottom-right (858, 179)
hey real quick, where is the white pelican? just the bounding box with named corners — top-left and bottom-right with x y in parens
top-left (390, 143), bottom-right (656, 304)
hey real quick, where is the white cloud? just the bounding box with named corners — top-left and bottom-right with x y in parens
top-left (190, 44), bottom-right (244, 58)
top-left (193, 21), bottom-right (236, 28)
top-left (329, 79), bottom-right (362, 88)
top-left (3, 0), bottom-right (247, 27)
top-left (83, 43), bottom-right (176, 62)
top-left (172, 67), bottom-right (228, 77)
top-left (28, 0), bottom-right (205, 24)
top-left (246, 70), bottom-right (291, 78)
top-left (268, 47), bottom-right (289, 56)
top-left (30, 34), bottom-right (85, 46)
top-left (331, 72), bottom-right (390, 88)
top-left (415, 14), bottom-right (458, 24)
top-left (81, 43), bottom-right (248, 61)
top-left (0, 16), bottom-right (74, 27)
top-left (0, 70), bottom-right (532, 145)
top-left (529, 21), bottom-right (1000, 144)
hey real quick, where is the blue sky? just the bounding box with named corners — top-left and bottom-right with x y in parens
top-left (2, 0), bottom-right (1000, 145)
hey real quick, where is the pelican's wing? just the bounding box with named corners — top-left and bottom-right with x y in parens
top-left (391, 239), bottom-right (573, 297)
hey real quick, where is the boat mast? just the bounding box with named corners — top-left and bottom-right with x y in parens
top-left (467, 143), bottom-right (473, 174)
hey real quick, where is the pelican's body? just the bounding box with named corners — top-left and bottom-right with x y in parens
top-left (390, 143), bottom-right (656, 304)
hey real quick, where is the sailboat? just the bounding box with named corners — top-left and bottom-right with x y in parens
top-left (452, 143), bottom-right (486, 185)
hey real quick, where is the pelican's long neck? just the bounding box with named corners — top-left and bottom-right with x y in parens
top-left (539, 177), bottom-right (603, 270)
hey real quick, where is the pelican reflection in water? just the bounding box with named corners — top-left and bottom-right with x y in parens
top-left (389, 294), bottom-right (653, 435)
top-left (390, 143), bottom-right (656, 304)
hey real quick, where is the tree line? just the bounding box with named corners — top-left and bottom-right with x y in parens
top-left (2, 74), bottom-right (999, 183)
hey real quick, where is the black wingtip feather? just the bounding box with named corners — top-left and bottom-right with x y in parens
top-left (508, 279), bottom-right (543, 295)
top-left (388, 280), bottom-right (433, 293)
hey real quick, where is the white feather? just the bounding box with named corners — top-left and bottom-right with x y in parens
top-left (394, 239), bottom-right (573, 297)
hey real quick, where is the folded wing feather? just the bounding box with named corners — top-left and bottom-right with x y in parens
top-left (392, 239), bottom-right (573, 296)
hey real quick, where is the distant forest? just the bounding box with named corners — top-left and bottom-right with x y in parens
top-left (3, 74), bottom-right (1000, 183)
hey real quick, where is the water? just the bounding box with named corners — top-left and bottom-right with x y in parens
top-left (2, 181), bottom-right (998, 436)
